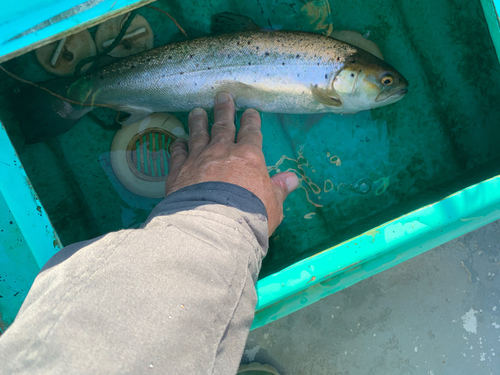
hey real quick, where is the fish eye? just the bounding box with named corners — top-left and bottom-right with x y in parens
top-left (381, 76), bottom-right (394, 86)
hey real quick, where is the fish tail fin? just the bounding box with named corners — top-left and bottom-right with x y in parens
top-left (8, 77), bottom-right (91, 144)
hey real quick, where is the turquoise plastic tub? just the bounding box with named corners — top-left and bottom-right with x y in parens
top-left (1, 0), bottom-right (500, 332)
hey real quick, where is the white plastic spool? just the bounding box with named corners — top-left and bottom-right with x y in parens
top-left (110, 113), bottom-right (187, 198)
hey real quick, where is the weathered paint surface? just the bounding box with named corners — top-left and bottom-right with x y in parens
top-left (0, 191), bottom-right (40, 333)
top-left (0, 121), bottom-right (62, 267)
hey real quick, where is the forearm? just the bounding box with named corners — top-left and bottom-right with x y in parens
top-left (0, 182), bottom-right (268, 375)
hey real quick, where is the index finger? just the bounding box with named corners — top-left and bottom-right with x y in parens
top-left (236, 108), bottom-right (262, 148)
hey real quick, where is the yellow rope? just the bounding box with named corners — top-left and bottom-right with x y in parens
top-left (147, 5), bottom-right (188, 38)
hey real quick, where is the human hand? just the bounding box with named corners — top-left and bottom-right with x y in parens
top-left (165, 92), bottom-right (299, 235)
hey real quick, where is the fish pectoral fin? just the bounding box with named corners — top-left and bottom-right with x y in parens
top-left (211, 12), bottom-right (261, 35)
top-left (310, 85), bottom-right (342, 107)
top-left (116, 105), bottom-right (154, 126)
top-left (217, 81), bottom-right (265, 110)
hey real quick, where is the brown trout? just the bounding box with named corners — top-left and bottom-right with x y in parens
top-left (13, 30), bottom-right (408, 143)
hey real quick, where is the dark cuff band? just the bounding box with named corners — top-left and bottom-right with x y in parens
top-left (149, 182), bottom-right (267, 220)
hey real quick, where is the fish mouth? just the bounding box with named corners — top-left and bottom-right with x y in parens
top-left (375, 87), bottom-right (408, 103)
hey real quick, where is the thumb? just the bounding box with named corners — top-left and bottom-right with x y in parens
top-left (270, 171), bottom-right (299, 205)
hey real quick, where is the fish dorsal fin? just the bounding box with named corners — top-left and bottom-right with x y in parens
top-left (331, 30), bottom-right (384, 60)
top-left (310, 85), bottom-right (342, 107)
top-left (211, 12), bottom-right (261, 35)
top-left (116, 104), bottom-right (153, 126)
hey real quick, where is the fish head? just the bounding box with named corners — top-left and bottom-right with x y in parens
top-left (332, 50), bottom-right (409, 112)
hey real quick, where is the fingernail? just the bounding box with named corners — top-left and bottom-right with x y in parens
top-left (190, 108), bottom-right (204, 116)
top-left (285, 175), bottom-right (299, 192)
top-left (216, 92), bottom-right (230, 103)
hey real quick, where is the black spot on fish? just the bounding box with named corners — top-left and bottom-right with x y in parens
top-left (211, 86), bottom-right (214, 89)
top-left (99, 76), bottom-right (104, 80)
top-left (248, 62), bottom-right (251, 65)
top-left (228, 54), bottom-right (231, 58)
top-left (296, 54), bottom-right (300, 59)
top-left (117, 82), bottom-right (121, 85)
top-left (336, 57), bottom-right (340, 61)
top-left (317, 63), bottom-right (320, 66)
top-left (208, 67), bottom-right (211, 70)
top-left (237, 42), bottom-right (240, 45)
top-left (314, 84), bottom-right (318, 88)
top-left (256, 46), bottom-right (260, 50)
top-left (168, 56), bottom-right (172, 60)
top-left (297, 74), bottom-right (300, 77)
top-left (265, 52), bottom-right (269, 56)
top-left (350, 73), bottom-right (355, 77)
top-left (325, 74), bottom-right (328, 79)
top-left (147, 58), bottom-right (151, 62)
top-left (180, 72), bottom-right (184, 75)
top-left (282, 62), bottom-right (285, 66)
top-left (195, 82), bottom-right (197, 86)
top-left (247, 41), bottom-right (251, 45)
top-left (189, 55), bottom-right (194, 59)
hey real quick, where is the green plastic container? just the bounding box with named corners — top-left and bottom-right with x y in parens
top-left (1, 0), bottom-right (500, 332)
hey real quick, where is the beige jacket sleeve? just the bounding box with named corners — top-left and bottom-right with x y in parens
top-left (0, 182), bottom-right (269, 375)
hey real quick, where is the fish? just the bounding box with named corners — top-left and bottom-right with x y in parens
top-left (10, 28), bottom-right (408, 144)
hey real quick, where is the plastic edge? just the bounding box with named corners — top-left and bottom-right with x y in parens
top-left (480, 0), bottom-right (500, 64)
top-left (252, 174), bottom-right (500, 330)
top-left (0, 0), bottom-right (155, 63)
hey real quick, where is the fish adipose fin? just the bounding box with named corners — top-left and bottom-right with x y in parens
top-left (310, 85), bottom-right (342, 107)
top-left (8, 77), bottom-right (92, 144)
top-left (116, 105), bottom-right (154, 125)
top-left (211, 12), bottom-right (261, 35)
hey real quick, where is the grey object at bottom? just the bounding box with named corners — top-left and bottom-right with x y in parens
top-left (243, 219), bottom-right (500, 374)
